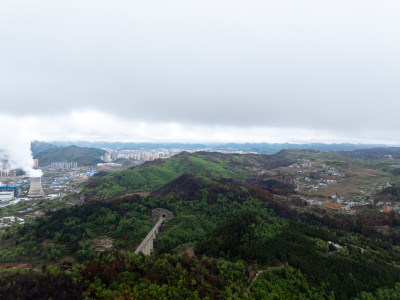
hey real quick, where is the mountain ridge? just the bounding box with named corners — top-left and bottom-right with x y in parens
top-left (31, 141), bottom-right (106, 167)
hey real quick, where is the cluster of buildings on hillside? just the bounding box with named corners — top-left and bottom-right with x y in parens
top-left (293, 176), bottom-right (339, 192)
top-left (289, 160), bottom-right (400, 214)
top-left (290, 159), bottom-right (314, 169)
top-left (101, 149), bottom-right (187, 162)
top-left (0, 216), bottom-right (25, 228)
top-left (100, 148), bottom-right (256, 163)
top-left (302, 185), bottom-right (400, 215)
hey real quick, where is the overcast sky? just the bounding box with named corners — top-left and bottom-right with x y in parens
top-left (1, 0), bottom-right (400, 144)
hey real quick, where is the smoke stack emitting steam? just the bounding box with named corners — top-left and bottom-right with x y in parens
top-left (0, 138), bottom-right (42, 178)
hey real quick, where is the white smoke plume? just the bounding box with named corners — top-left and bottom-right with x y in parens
top-left (0, 121), bottom-right (42, 178)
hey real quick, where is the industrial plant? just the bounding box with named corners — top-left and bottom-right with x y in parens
top-left (0, 164), bottom-right (45, 202)
top-left (0, 168), bottom-right (28, 203)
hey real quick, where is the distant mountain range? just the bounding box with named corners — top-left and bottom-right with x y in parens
top-left (49, 141), bottom-right (393, 153)
top-left (31, 140), bottom-right (400, 167)
top-left (339, 147), bottom-right (400, 159)
top-left (31, 141), bottom-right (106, 167)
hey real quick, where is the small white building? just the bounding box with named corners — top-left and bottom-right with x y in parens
top-left (0, 191), bottom-right (14, 202)
top-left (47, 193), bottom-right (60, 199)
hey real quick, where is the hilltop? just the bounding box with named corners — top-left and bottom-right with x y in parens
top-left (31, 141), bottom-right (106, 167)
top-left (81, 151), bottom-right (293, 200)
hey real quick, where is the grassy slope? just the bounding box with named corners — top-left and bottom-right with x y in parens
top-left (82, 151), bottom-right (292, 200)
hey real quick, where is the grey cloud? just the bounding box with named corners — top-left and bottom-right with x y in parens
top-left (1, 0), bottom-right (400, 134)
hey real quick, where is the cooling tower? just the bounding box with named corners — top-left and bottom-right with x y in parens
top-left (28, 177), bottom-right (44, 198)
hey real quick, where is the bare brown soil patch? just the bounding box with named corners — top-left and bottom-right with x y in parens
top-left (114, 192), bottom-right (150, 201)
top-left (184, 245), bottom-right (195, 259)
top-left (0, 262), bottom-right (33, 269)
top-left (92, 237), bottom-right (113, 251)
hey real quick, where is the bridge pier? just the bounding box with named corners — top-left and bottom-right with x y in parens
top-left (134, 208), bottom-right (174, 255)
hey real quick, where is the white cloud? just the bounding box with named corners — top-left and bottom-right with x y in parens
top-left (1, 1), bottom-right (400, 143)
top-left (3, 111), bottom-right (400, 145)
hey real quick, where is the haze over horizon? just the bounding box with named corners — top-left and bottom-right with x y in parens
top-left (1, 0), bottom-right (400, 144)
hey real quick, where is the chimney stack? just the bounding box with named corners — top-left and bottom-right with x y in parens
top-left (33, 159), bottom-right (39, 169)
top-left (28, 177), bottom-right (44, 198)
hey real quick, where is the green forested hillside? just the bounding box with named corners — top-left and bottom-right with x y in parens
top-left (82, 151), bottom-right (293, 200)
top-left (3, 151), bottom-right (400, 298)
top-left (30, 141), bottom-right (59, 154)
top-left (32, 142), bottom-right (105, 166)
top-left (2, 170), bottom-right (400, 298)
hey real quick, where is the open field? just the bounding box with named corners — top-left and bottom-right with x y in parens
top-left (273, 150), bottom-right (399, 210)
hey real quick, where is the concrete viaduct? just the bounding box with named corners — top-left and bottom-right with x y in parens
top-left (134, 208), bottom-right (174, 255)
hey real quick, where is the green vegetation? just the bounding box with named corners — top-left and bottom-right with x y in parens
top-left (3, 150), bottom-right (400, 298)
top-left (0, 195), bottom-right (153, 263)
top-left (251, 265), bottom-right (334, 299)
top-left (0, 252), bottom-right (250, 299)
top-left (31, 141), bottom-right (59, 154)
top-left (3, 170), bottom-right (400, 298)
top-left (82, 151), bottom-right (292, 200)
top-left (196, 210), bottom-right (286, 262)
top-left (31, 141), bottom-right (105, 167)
top-left (0, 175), bottom-right (272, 263)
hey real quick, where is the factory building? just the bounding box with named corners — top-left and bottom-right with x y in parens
top-left (0, 191), bottom-right (14, 202)
top-left (0, 184), bottom-right (25, 197)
